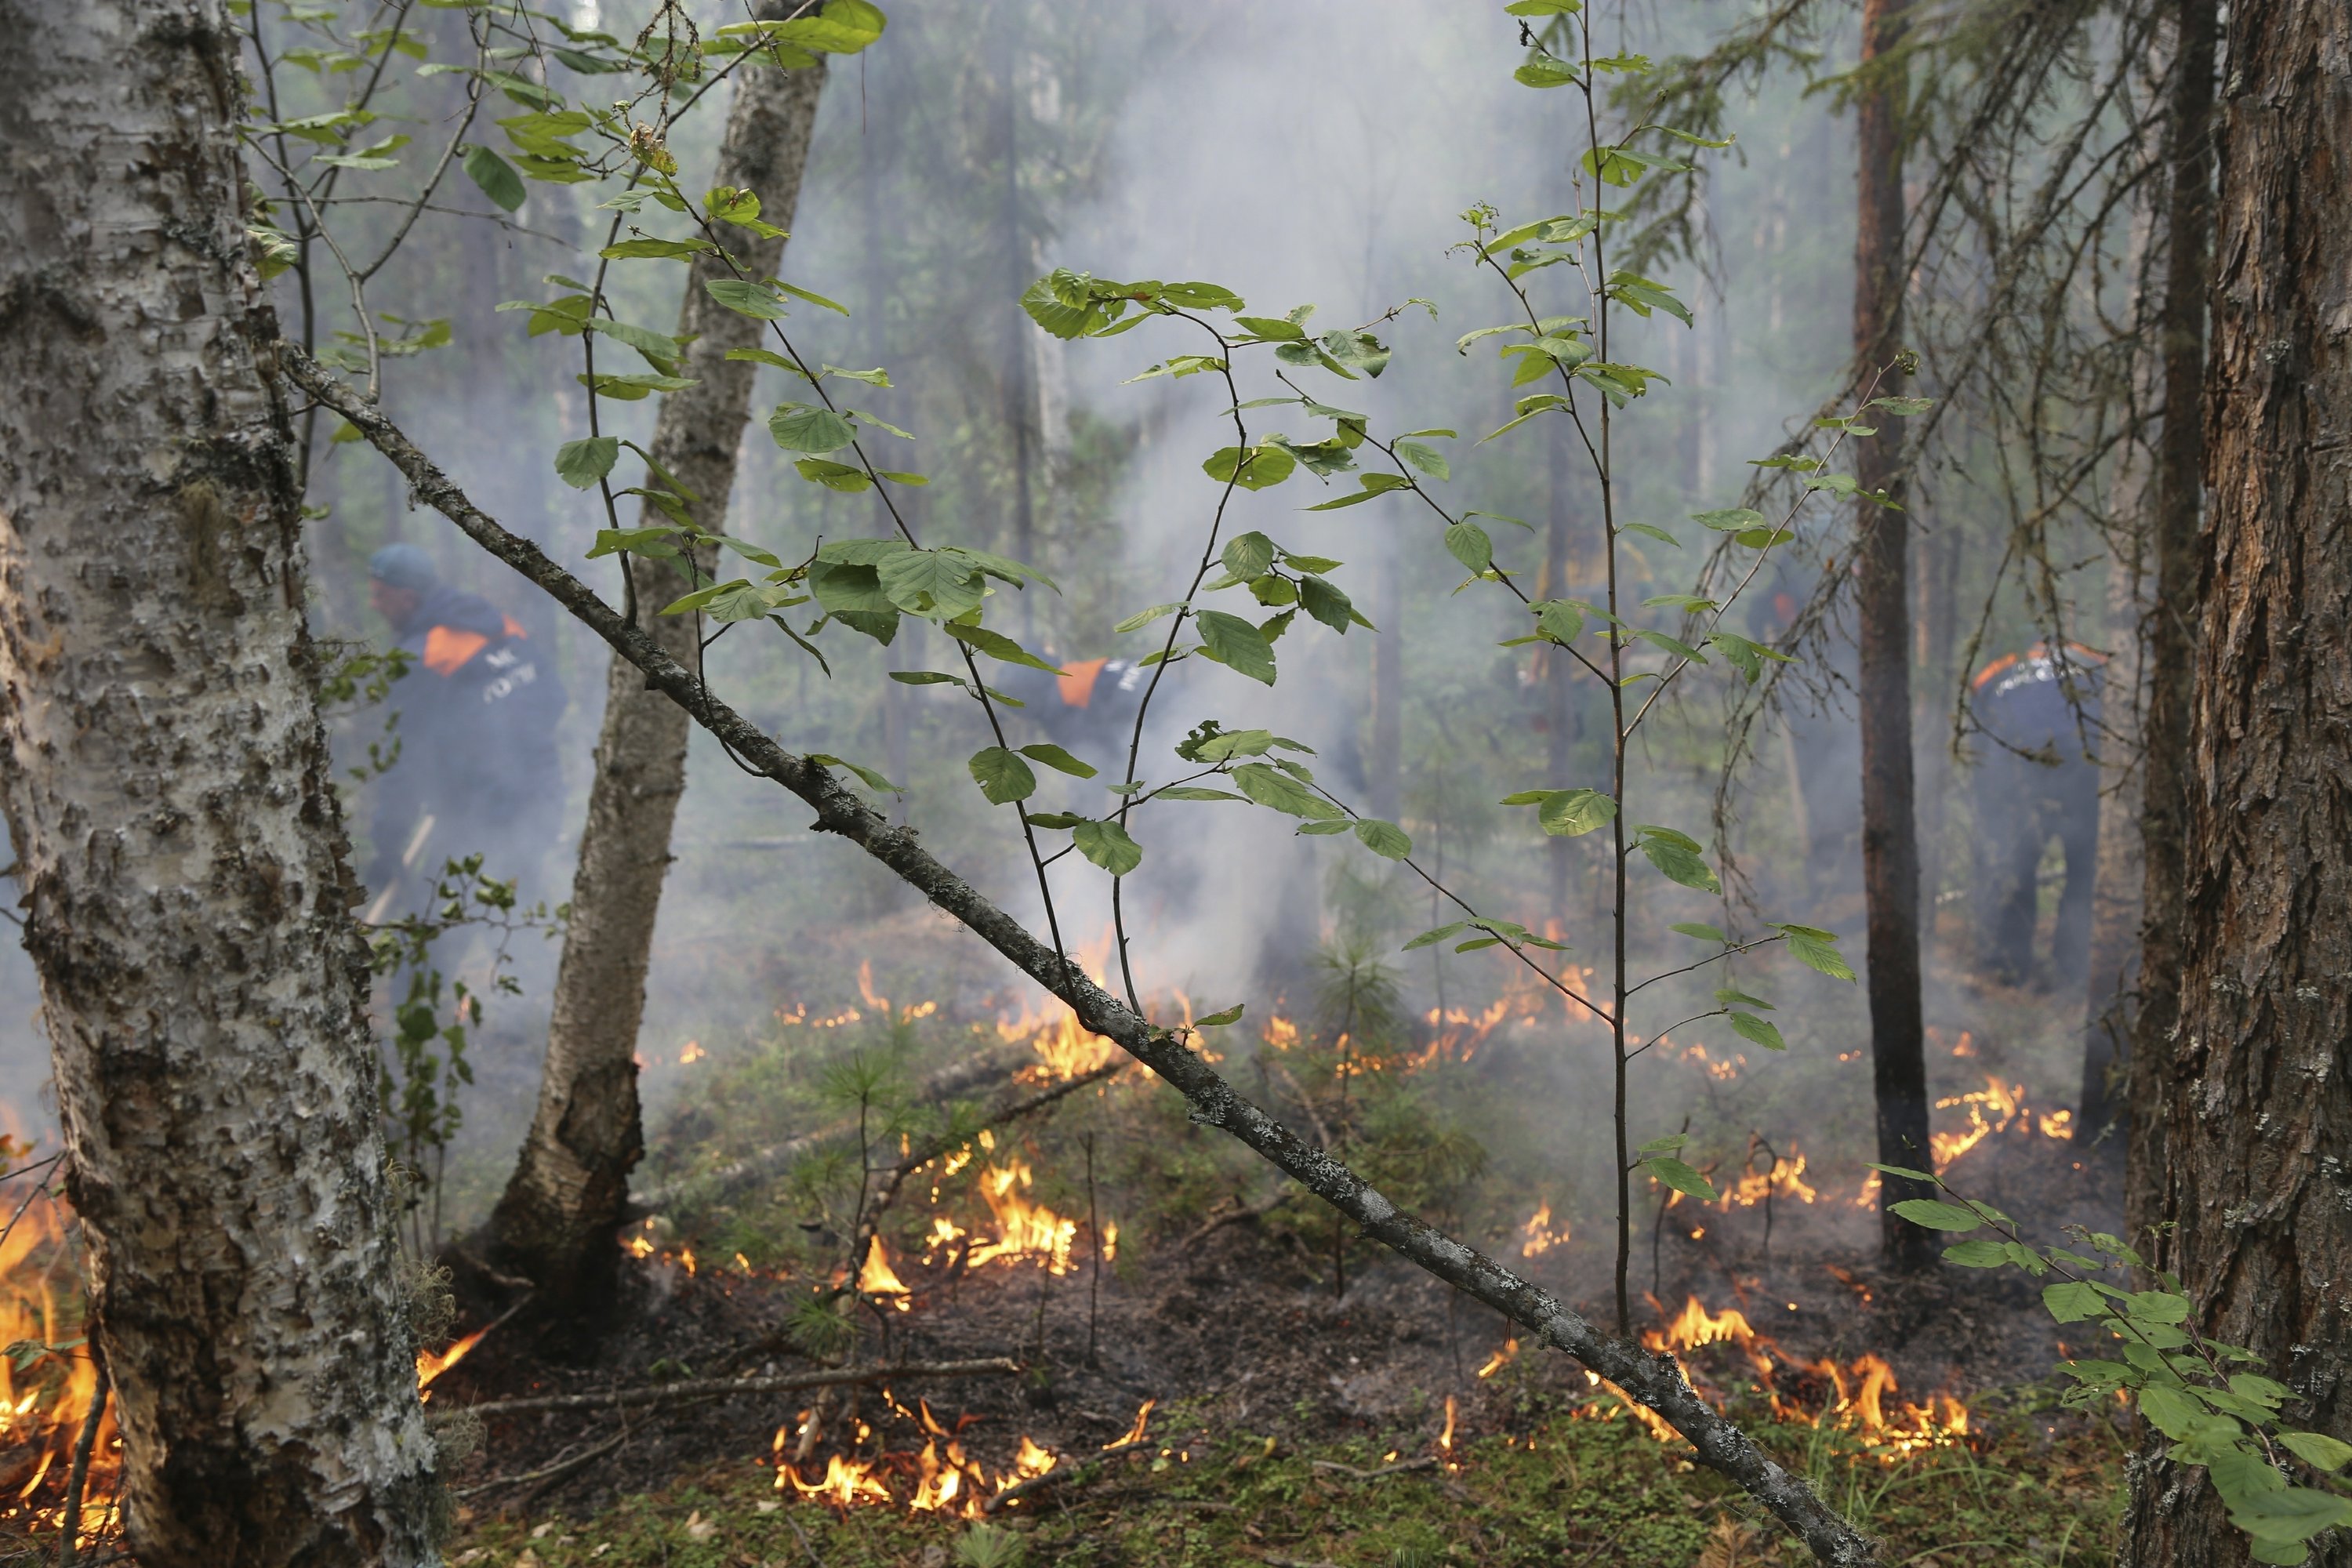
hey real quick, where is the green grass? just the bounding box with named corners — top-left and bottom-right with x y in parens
top-left (448, 1388), bottom-right (2122, 1568)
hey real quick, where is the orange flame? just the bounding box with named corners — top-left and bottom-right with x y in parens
top-left (1439, 1394), bottom-right (1457, 1468)
top-left (964, 1162), bottom-right (1079, 1276)
top-left (1476, 1338), bottom-right (1520, 1378)
top-left (1520, 1203), bottom-right (1566, 1258)
top-left (0, 1176), bottom-right (120, 1545)
top-left (857, 1236), bottom-right (912, 1308)
top-left (1108, 1399), bottom-right (1155, 1449)
top-left (415, 1324), bottom-right (491, 1398)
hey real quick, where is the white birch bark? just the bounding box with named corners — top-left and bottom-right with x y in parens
top-left (0, 1), bottom-right (437, 1562)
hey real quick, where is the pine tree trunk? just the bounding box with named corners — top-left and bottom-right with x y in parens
top-left (2079, 529), bottom-right (2143, 1139)
top-left (0, 2), bottom-right (437, 1561)
top-left (1852, 0), bottom-right (1935, 1271)
top-left (2125, 0), bottom-right (2219, 1258)
top-left (2125, 1), bottom-right (2349, 1561)
top-left (485, 53), bottom-right (827, 1318)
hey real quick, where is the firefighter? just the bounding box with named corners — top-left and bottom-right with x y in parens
top-left (1967, 642), bottom-right (2103, 989)
top-left (990, 655), bottom-right (1158, 757)
top-left (364, 544), bottom-right (565, 917)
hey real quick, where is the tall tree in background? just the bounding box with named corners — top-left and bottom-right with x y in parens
top-left (1850, 0), bottom-right (1934, 1270)
top-left (2125, 0), bottom-right (2218, 1226)
top-left (2127, 0), bottom-right (2350, 1559)
top-left (0, 0), bottom-right (437, 1559)
top-left (486, 48), bottom-right (829, 1321)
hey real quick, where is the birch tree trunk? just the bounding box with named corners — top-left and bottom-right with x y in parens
top-left (2125, 1), bottom-right (2352, 1560)
top-left (485, 52), bottom-right (828, 1317)
top-left (0, 1), bottom-right (438, 1562)
top-left (1851, 0), bottom-right (1936, 1272)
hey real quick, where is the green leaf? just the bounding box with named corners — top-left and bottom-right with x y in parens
top-left (1229, 762), bottom-right (1343, 820)
top-left (597, 237), bottom-right (714, 260)
top-left (706, 278), bottom-right (790, 319)
top-left (1193, 1004), bottom-right (1245, 1027)
top-left (2136, 1384), bottom-right (2205, 1439)
top-left (1154, 786), bottom-right (1243, 802)
top-left (1394, 440), bottom-right (1450, 481)
top-left (1444, 521), bottom-right (1493, 574)
top-left (942, 621), bottom-right (1064, 675)
top-left (1637, 828), bottom-right (1719, 892)
top-left (1305, 472), bottom-right (1414, 511)
top-left (889, 670), bottom-right (965, 690)
top-left (1942, 1239), bottom-right (2011, 1268)
top-left (2232, 1486), bottom-right (2352, 1549)
top-left (793, 457), bottom-right (872, 492)
top-left (1403, 922), bottom-right (1467, 951)
top-left (775, 281), bottom-right (850, 315)
top-left (1728, 1011), bottom-right (1785, 1051)
top-left (1621, 521), bottom-right (1681, 548)
top-left (2042, 1281), bottom-right (2109, 1322)
top-left (1115, 603), bottom-right (1185, 634)
top-left (1221, 531), bottom-right (1276, 580)
top-left (875, 548), bottom-right (985, 619)
top-left (805, 753), bottom-right (899, 794)
top-left (554, 435), bottom-right (619, 488)
top-left (1670, 921), bottom-right (1726, 943)
top-left (1632, 627), bottom-right (1706, 662)
top-left (1772, 923), bottom-right (1857, 982)
top-left (1072, 818), bottom-right (1142, 875)
top-left (2281, 1431), bottom-right (2352, 1474)
top-left (1203, 445), bottom-right (1297, 491)
top-left (1195, 610), bottom-right (1276, 685)
top-left (768, 403), bottom-right (859, 454)
top-left (1512, 45), bottom-right (1581, 88)
top-left (1644, 1156), bottom-right (1716, 1203)
top-left (1540, 789), bottom-right (1617, 837)
top-left (462, 143), bottom-right (527, 211)
top-left (1892, 1200), bottom-right (1984, 1233)
top-left (2125, 1290), bottom-right (2193, 1326)
top-left (1019, 743), bottom-right (1097, 779)
top-left (967, 746), bottom-right (1038, 805)
top-left (1353, 818), bottom-right (1411, 859)
top-left (1865, 1162), bottom-right (1937, 1184)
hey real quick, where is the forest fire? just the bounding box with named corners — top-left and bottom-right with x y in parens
top-left (1637, 1295), bottom-right (1970, 1459)
top-left (0, 1182), bottom-right (118, 1548)
top-left (964, 1161), bottom-right (1080, 1275)
top-left (416, 1323), bottom-right (492, 1398)
top-left (857, 1236), bottom-right (913, 1308)
top-left (1932, 1074), bottom-right (2076, 1172)
top-left (1520, 1202), bottom-right (1566, 1257)
top-left (771, 1399), bottom-right (1152, 1519)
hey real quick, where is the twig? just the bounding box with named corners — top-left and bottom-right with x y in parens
top-left (982, 1433), bottom-right (1153, 1514)
top-left (451, 1427), bottom-right (627, 1500)
top-left (786, 1515), bottom-right (825, 1567)
top-left (1309, 1456), bottom-right (1437, 1481)
top-left (56, 1369), bottom-right (107, 1568)
top-left (435, 1357), bottom-right (1022, 1422)
top-left (1178, 1189), bottom-right (1294, 1253)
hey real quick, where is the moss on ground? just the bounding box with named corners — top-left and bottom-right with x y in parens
top-left (449, 1389), bottom-right (2122, 1568)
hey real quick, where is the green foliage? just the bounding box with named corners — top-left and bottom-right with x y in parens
top-left (1898, 1181), bottom-right (2351, 1563)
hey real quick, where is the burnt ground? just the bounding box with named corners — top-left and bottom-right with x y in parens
top-left (430, 1131), bottom-right (2122, 1525)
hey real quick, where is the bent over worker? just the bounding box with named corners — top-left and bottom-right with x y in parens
top-left (365, 543), bottom-right (565, 916)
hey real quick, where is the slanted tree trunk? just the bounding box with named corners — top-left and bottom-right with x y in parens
top-left (1851, 0), bottom-right (1934, 1270)
top-left (2125, 1), bottom-right (2350, 1561)
top-left (486, 52), bottom-right (828, 1318)
top-left (2125, 0), bottom-right (2219, 1256)
top-left (0, 1), bottom-right (437, 1561)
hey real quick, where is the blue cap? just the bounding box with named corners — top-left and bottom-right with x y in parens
top-left (368, 543), bottom-right (437, 592)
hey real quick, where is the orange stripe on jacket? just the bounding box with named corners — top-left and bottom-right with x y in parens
top-left (1058, 658), bottom-right (1107, 708)
top-left (423, 626), bottom-right (490, 676)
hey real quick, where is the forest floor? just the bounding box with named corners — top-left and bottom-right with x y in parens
top-left (426, 1134), bottom-right (2129, 1568)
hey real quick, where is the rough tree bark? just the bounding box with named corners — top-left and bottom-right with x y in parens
top-left (485, 53), bottom-right (828, 1316)
top-left (2125, 1), bottom-right (2350, 1562)
top-left (292, 347), bottom-right (1893, 1566)
top-left (2124, 0), bottom-right (2219, 1250)
top-left (1851, 0), bottom-right (1935, 1270)
top-left (0, 2), bottom-right (437, 1563)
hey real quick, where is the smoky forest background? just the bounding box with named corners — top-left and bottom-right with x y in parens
top-left (0, 0), bottom-right (2346, 1566)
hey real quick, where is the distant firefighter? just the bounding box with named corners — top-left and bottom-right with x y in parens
top-left (1967, 642), bottom-right (2103, 988)
top-left (363, 543), bottom-right (565, 917)
top-left (990, 655), bottom-right (1159, 757)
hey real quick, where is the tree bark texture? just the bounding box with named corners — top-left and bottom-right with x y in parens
top-left (2080, 524), bottom-right (2144, 1139)
top-left (293, 348), bottom-right (1894, 1566)
top-left (1852, 0), bottom-right (1935, 1270)
top-left (2125, 0), bottom-right (2220, 1250)
top-left (2125, 2), bottom-right (2350, 1563)
top-left (0, 2), bottom-right (437, 1563)
top-left (486, 55), bottom-right (827, 1312)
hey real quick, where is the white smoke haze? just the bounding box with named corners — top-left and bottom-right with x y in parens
top-left (0, 0), bottom-right (2111, 1261)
